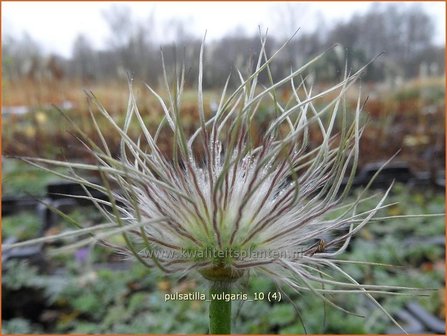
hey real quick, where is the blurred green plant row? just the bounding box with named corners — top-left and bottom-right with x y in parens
top-left (3, 163), bottom-right (444, 333)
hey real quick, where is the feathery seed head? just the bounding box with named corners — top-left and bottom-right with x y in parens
top-left (9, 33), bottom-right (425, 332)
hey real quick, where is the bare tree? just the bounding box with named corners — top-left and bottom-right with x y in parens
top-left (71, 34), bottom-right (96, 82)
top-left (271, 3), bottom-right (315, 69)
top-left (2, 32), bottom-right (42, 82)
top-left (101, 5), bottom-right (157, 82)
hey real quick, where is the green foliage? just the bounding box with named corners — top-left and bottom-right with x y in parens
top-left (51, 264), bottom-right (210, 333)
top-left (3, 260), bottom-right (68, 304)
top-left (270, 304), bottom-right (295, 326)
top-left (2, 159), bottom-right (68, 197)
top-left (2, 318), bottom-right (42, 334)
top-left (2, 212), bottom-right (41, 240)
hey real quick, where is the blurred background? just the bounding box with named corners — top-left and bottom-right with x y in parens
top-left (2, 1), bottom-right (445, 334)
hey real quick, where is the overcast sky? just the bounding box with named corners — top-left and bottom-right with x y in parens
top-left (2, 1), bottom-right (445, 57)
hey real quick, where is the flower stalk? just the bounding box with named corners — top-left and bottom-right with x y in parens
top-left (209, 281), bottom-right (232, 334)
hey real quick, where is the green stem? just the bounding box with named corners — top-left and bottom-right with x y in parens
top-left (209, 281), bottom-right (232, 334)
